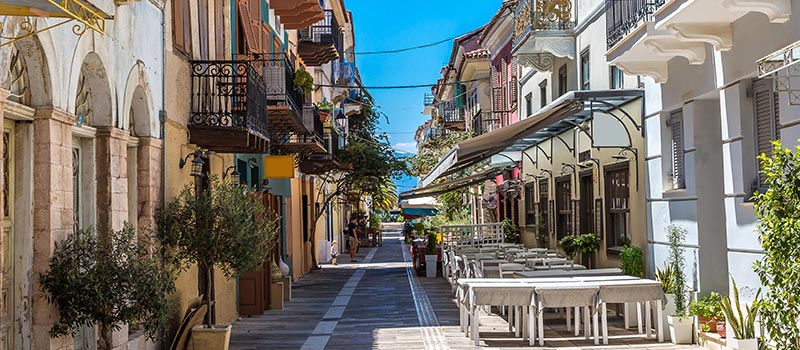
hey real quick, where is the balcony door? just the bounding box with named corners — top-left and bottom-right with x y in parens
top-left (555, 176), bottom-right (571, 240)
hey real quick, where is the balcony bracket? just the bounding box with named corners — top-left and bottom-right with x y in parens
top-left (516, 36), bottom-right (575, 70)
top-left (666, 23), bottom-right (733, 51)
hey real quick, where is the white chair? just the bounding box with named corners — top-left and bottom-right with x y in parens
top-left (535, 285), bottom-right (601, 346)
top-left (468, 284), bottom-right (536, 346)
top-left (598, 282), bottom-right (664, 344)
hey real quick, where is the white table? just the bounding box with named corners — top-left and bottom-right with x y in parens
top-left (514, 268), bottom-right (623, 278)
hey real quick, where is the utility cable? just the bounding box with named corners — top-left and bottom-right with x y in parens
top-left (314, 77), bottom-right (487, 90)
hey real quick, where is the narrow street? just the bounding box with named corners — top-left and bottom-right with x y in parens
top-left (229, 229), bottom-right (702, 350)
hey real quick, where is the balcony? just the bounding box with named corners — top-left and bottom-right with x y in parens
top-left (436, 101), bottom-right (466, 131)
top-left (279, 106), bottom-right (326, 154)
top-left (472, 111), bottom-right (505, 136)
top-left (188, 60), bottom-right (269, 153)
top-left (254, 57), bottom-right (307, 138)
top-left (298, 10), bottom-right (341, 66)
top-left (272, 0), bottom-right (324, 30)
top-left (299, 127), bottom-right (343, 174)
top-left (605, 0), bottom-right (790, 83)
top-left (512, 0), bottom-right (576, 71)
top-left (423, 93), bottom-right (434, 115)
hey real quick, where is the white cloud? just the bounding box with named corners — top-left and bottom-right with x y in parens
top-left (393, 142), bottom-right (417, 154)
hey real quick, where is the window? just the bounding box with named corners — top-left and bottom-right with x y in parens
top-left (669, 110), bottom-right (685, 189)
top-left (172, 0), bottom-right (192, 55)
top-left (525, 183), bottom-right (536, 225)
top-left (579, 173), bottom-right (593, 234)
top-left (753, 78), bottom-right (781, 189)
top-left (555, 177), bottom-right (571, 240)
top-left (538, 179), bottom-right (549, 228)
top-left (610, 66), bottom-right (624, 89)
top-left (539, 80), bottom-right (547, 108)
top-left (605, 165), bottom-right (630, 249)
top-left (558, 65), bottom-right (568, 96)
top-left (580, 50), bottom-right (590, 90)
top-left (525, 93), bottom-right (533, 117)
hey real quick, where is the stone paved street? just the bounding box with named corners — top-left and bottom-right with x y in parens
top-left (228, 230), bottom-right (703, 350)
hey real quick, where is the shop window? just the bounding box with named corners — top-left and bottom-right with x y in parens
top-left (555, 177), bottom-right (571, 240)
top-left (605, 165), bottom-right (630, 249)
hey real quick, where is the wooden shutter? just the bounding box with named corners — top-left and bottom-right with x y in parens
top-left (249, 0), bottom-right (261, 53)
top-left (491, 66), bottom-right (502, 111)
top-left (198, 0), bottom-right (209, 59)
top-left (754, 78), bottom-right (781, 186)
top-left (670, 110), bottom-right (685, 189)
top-left (510, 58), bottom-right (518, 108)
top-left (215, 0), bottom-right (225, 58)
top-left (172, 0), bottom-right (191, 55)
top-left (237, 0), bottom-right (258, 53)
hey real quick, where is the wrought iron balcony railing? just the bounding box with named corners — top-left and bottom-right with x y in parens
top-left (324, 127), bottom-right (341, 157)
top-left (252, 56), bottom-right (305, 114)
top-left (189, 60), bottom-right (269, 152)
top-left (423, 93), bottom-right (434, 107)
top-left (438, 101), bottom-right (465, 128)
top-left (300, 10), bottom-right (342, 51)
top-left (472, 111), bottom-right (505, 136)
top-left (302, 105), bottom-right (324, 141)
top-left (606, 0), bottom-right (666, 49)
top-left (513, 0), bottom-right (576, 44)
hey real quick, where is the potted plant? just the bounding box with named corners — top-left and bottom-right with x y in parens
top-left (575, 233), bottom-right (599, 268)
top-left (558, 235), bottom-right (579, 265)
top-left (720, 277), bottom-right (762, 350)
top-left (40, 224), bottom-right (174, 350)
top-left (501, 218), bottom-right (520, 244)
top-left (293, 69), bottom-right (314, 93)
top-left (665, 224), bottom-right (693, 344)
top-left (689, 292), bottom-right (723, 333)
top-left (425, 232), bottom-right (438, 278)
top-left (620, 245), bottom-right (644, 277)
top-left (157, 177), bottom-right (280, 350)
top-left (534, 214), bottom-right (548, 247)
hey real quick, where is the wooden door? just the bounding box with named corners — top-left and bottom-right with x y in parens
top-left (1, 120), bottom-right (14, 350)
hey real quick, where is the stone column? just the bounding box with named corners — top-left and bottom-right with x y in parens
top-left (136, 137), bottom-right (162, 239)
top-left (32, 106), bottom-right (75, 350)
top-left (95, 127), bottom-right (129, 232)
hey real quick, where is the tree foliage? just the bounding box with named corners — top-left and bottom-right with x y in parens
top-left (156, 177), bottom-right (280, 327)
top-left (753, 141), bottom-right (800, 348)
top-left (40, 224), bottom-right (175, 350)
top-left (408, 130), bottom-right (472, 177)
top-left (667, 224), bottom-right (688, 317)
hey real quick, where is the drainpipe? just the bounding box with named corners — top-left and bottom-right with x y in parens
top-left (159, 3), bottom-right (168, 350)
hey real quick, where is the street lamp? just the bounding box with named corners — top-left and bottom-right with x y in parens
top-left (223, 166), bottom-right (240, 184)
top-left (335, 110), bottom-right (347, 131)
top-left (179, 150), bottom-right (205, 177)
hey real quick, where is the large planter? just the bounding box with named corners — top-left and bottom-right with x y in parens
top-left (697, 315), bottom-right (718, 333)
top-left (727, 337), bottom-right (757, 350)
top-left (191, 324), bottom-right (231, 350)
top-left (667, 316), bottom-right (694, 344)
top-left (659, 294), bottom-right (678, 341)
top-left (425, 255), bottom-right (438, 278)
top-left (716, 320), bottom-right (727, 338)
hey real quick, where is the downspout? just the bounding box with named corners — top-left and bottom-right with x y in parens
top-left (159, 2), bottom-right (168, 350)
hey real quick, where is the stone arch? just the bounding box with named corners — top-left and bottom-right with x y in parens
top-left (0, 17), bottom-right (55, 106)
top-left (73, 52), bottom-right (113, 127)
top-left (121, 61), bottom-right (157, 137)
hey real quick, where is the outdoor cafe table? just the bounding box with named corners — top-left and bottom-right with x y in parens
top-left (482, 262), bottom-right (526, 278)
top-left (513, 268), bottom-right (623, 278)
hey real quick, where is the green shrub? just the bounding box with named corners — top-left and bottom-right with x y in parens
top-left (501, 218), bottom-right (520, 243)
top-left (558, 235), bottom-right (578, 259)
top-left (426, 232), bottom-right (438, 255)
top-left (655, 265), bottom-right (677, 294)
top-left (753, 141), bottom-right (800, 347)
top-left (575, 233), bottom-right (600, 254)
top-left (620, 245), bottom-right (644, 277)
top-left (720, 277), bottom-right (761, 340)
top-left (667, 224), bottom-right (688, 316)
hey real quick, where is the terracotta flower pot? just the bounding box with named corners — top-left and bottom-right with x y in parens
top-left (697, 315), bottom-right (717, 333)
top-left (716, 320), bottom-right (726, 338)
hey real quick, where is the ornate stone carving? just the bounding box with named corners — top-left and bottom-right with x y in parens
top-left (518, 53), bottom-right (555, 71)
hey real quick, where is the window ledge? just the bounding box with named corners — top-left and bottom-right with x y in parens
top-left (663, 188), bottom-right (687, 195)
top-left (606, 246), bottom-right (624, 256)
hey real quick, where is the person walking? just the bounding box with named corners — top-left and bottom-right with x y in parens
top-left (347, 217), bottom-right (359, 262)
top-left (330, 241), bottom-right (338, 265)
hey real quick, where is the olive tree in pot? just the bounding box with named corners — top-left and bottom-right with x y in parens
top-left (558, 235), bottom-right (578, 266)
top-left (39, 224), bottom-right (175, 350)
top-left (665, 224), bottom-right (693, 344)
top-left (425, 232), bottom-right (438, 278)
top-left (157, 177), bottom-right (279, 350)
top-left (720, 277), bottom-right (761, 350)
top-left (575, 233), bottom-right (599, 269)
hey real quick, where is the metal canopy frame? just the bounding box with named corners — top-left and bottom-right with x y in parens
top-left (0, 0), bottom-right (112, 47)
top-left (758, 40), bottom-right (800, 105)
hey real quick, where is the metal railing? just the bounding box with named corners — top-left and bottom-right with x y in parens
top-left (514, 0), bottom-right (576, 44)
top-left (324, 127), bottom-right (341, 157)
top-left (423, 93), bottom-right (434, 107)
top-left (252, 56), bottom-right (305, 113)
top-left (438, 101), bottom-right (464, 125)
top-left (189, 60), bottom-right (268, 137)
top-left (302, 105), bottom-right (324, 140)
top-left (300, 9), bottom-right (342, 53)
top-left (606, 0), bottom-right (666, 49)
top-left (472, 111), bottom-right (504, 136)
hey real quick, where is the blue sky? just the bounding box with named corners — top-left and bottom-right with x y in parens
top-left (346, 0), bottom-right (503, 157)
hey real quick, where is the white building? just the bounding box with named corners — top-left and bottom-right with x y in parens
top-left (606, 0), bottom-right (798, 297)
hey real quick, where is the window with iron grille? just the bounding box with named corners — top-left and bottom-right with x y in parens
top-left (525, 183), bottom-right (536, 225)
top-left (668, 110), bottom-right (685, 189)
top-left (753, 78), bottom-right (781, 190)
top-left (580, 49), bottom-right (590, 90)
top-left (539, 179), bottom-right (549, 230)
top-left (539, 80), bottom-right (548, 108)
top-left (610, 66), bottom-right (624, 89)
top-left (558, 65), bottom-right (568, 97)
top-left (525, 93), bottom-right (533, 117)
top-left (555, 177), bottom-right (571, 240)
top-left (605, 165), bottom-right (630, 249)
